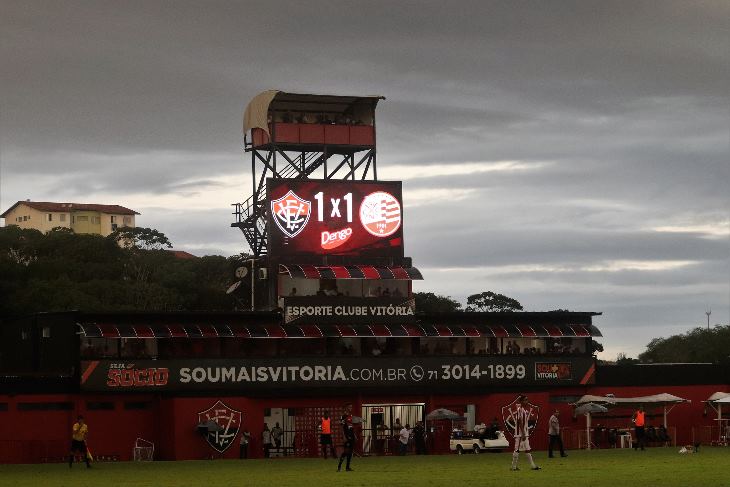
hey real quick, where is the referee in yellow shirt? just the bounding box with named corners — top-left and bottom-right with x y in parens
top-left (69, 415), bottom-right (91, 468)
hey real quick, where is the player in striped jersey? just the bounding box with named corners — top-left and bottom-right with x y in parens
top-left (511, 395), bottom-right (541, 471)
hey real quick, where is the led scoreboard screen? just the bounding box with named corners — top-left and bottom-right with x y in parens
top-left (267, 179), bottom-right (404, 260)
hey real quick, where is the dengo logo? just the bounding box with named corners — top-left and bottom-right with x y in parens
top-left (106, 363), bottom-right (169, 387)
top-left (198, 400), bottom-right (242, 453)
top-left (535, 362), bottom-right (572, 380)
top-left (321, 227), bottom-right (352, 250)
top-left (360, 191), bottom-right (401, 237)
top-left (271, 190), bottom-right (311, 238)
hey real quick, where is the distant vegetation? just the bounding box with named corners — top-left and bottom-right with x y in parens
top-left (0, 226), bottom-right (242, 316)
top-left (637, 325), bottom-right (730, 365)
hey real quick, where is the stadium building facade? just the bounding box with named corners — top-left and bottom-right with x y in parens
top-left (1, 92), bottom-right (727, 463)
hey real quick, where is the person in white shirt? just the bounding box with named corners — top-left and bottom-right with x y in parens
top-left (398, 424), bottom-right (411, 455)
top-left (511, 395), bottom-right (541, 471)
top-left (548, 410), bottom-right (567, 458)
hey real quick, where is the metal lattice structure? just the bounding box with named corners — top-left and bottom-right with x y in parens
top-left (232, 91), bottom-right (385, 258)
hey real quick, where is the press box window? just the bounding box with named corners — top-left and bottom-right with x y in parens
top-left (124, 401), bottom-right (151, 410)
top-left (86, 401), bottom-right (115, 411)
top-left (18, 402), bottom-right (74, 411)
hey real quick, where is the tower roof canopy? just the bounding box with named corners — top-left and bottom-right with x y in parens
top-left (243, 90), bottom-right (385, 135)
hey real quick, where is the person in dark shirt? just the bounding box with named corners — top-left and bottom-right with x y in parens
top-left (413, 421), bottom-right (427, 455)
top-left (337, 404), bottom-right (355, 472)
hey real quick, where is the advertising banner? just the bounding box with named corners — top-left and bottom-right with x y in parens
top-left (267, 179), bottom-right (404, 260)
top-left (81, 356), bottom-right (596, 394)
top-left (282, 297), bottom-right (416, 324)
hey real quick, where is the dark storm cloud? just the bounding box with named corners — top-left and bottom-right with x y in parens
top-left (1, 0), bottom-right (728, 358)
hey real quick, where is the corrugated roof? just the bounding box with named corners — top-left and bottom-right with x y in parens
top-left (1, 201), bottom-right (140, 218)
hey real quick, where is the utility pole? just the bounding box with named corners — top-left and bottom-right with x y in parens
top-left (705, 310), bottom-right (711, 330)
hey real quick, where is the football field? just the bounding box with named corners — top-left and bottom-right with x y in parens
top-left (0, 448), bottom-right (726, 487)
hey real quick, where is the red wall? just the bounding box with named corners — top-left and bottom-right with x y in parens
top-left (1, 383), bottom-right (727, 463)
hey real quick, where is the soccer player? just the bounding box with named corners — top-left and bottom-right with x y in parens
top-left (320, 411), bottom-right (336, 459)
top-left (337, 404), bottom-right (355, 472)
top-left (68, 415), bottom-right (91, 468)
top-left (511, 395), bottom-right (540, 471)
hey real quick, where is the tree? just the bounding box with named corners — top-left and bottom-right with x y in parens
top-left (638, 325), bottom-right (730, 364)
top-left (109, 227), bottom-right (172, 250)
top-left (414, 292), bottom-right (462, 313)
top-left (465, 291), bottom-right (523, 312)
top-left (615, 353), bottom-right (639, 365)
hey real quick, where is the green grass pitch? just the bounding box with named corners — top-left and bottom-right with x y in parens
top-left (0, 448), bottom-right (726, 487)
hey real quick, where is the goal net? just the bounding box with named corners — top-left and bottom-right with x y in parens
top-left (133, 438), bottom-right (154, 461)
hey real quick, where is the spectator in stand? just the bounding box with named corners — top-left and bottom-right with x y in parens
top-left (290, 287), bottom-right (297, 296)
top-left (262, 423), bottom-right (272, 458)
top-left (399, 424), bottom-right (411, 455)
top-left (512, 341), bottom-right (521, 354)
top-left (506, 342), bottom-right (513, 354)
top-left (382, 288), bottom-right (391, 297)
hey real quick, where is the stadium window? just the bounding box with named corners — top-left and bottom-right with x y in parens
top-left (60, 214), bottom-right (66, 222)
top-left (86, 401), bottom-right (115, 411)
top-left (111, 215), bottom-right (117, 223)
top-left (17, 402), bottom-right (74, 411)
top-left (0, 403), bottom-right (8, 411)
top-left (124, 401), bottom-right (152, 410)
top-left (47, 213), bottom-right (53, 222)
top-left (42, 326), bottom-right (51, 338)
top-left (21, 330), bottom-right (29, 340)
top-left (23, 216), bottom-right (28, 221)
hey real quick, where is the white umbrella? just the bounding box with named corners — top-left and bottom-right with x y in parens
top-left (574, 403), bottom-right (608, 450)
top-left (425, 408), bottom-right (462, 420)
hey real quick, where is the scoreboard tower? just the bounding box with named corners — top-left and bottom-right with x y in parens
top-left (233, 90), bottom-right (419, 309)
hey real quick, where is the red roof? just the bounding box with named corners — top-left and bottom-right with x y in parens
top-left (168, 250), bottom-right (198, 259)
top-left (1, 201), bottom-right (140, 218)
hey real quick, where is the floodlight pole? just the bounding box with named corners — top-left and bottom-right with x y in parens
top-left (705, 310), bottom-right (711, 330)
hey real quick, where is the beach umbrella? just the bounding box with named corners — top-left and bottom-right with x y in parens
top-left (574, 403), bottom-right (608, 450)
top-left (425, 408), bottom-right (462, 420)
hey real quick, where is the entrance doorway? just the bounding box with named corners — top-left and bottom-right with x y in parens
top-left (361, 403), bottom-right (425, 455)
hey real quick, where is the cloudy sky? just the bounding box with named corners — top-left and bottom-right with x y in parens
top-left (1, 1), bottom-right (728, 359)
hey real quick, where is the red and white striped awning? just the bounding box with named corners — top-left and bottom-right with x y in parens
top-left (78, 323), bottom-right (600, 339)
top-left (279, 264), bottom-right (423, 280)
